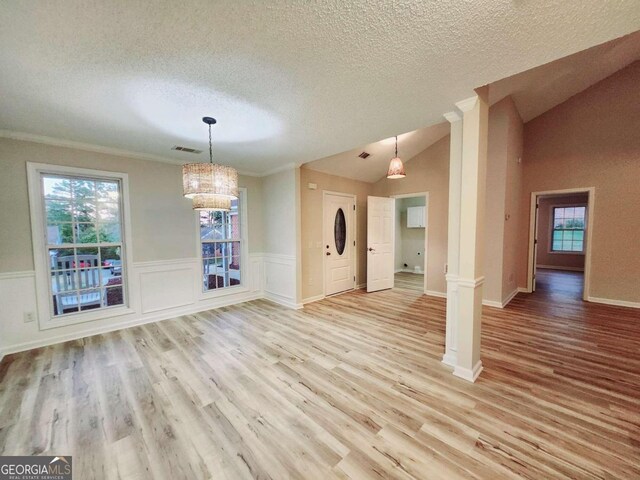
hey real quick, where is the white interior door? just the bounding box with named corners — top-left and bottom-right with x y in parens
top-left (367, 196), bottom-right (395, 292)
top-left (324, 193), bottom-right (355, 296)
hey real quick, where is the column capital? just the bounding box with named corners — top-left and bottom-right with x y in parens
top-left (443, 111), bottom-right (462, 123)
top-left (455, 96), bottom-right (478, 113)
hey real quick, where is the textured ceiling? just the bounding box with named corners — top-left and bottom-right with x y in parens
top-left (489, 31), bottom-right (640, 122)
top-left (304, 122), bottom-right (449, 183)
top-left (0, 2), bottom-right (638, 174)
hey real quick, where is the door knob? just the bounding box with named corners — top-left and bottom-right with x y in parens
top-left (368, 247), bottom-right (375, 252)
top-left (326, 252), bottom-right (331, 256)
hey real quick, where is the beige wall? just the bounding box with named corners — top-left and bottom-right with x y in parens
top-left (372, 135), bottom-right (450, 294)
top-left (519, 61), bottom-right (640, 302)
top-left (536, 194), bottom-right (588, 270)
top-left (0, 138), bottom-right (264, 273)
top-left (484, 96), bottom-right (524, 303)
top-left (396, 197), bottom-right (426, 272)
top-left (300, 168), bottom-right (372, 300)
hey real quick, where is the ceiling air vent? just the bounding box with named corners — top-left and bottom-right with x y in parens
top-left (358, 151), bottom-right (370, 159)
top-left (172, 145), bottom-right (202, 154)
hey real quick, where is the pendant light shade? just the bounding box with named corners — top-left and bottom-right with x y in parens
top-left (182, 163), bottom-right (238, 199)
top-left (192, 194), bottom-right (232, 211)
top-left (386, 136), bottom-right (406, 179)
top-left (182, 117), bottom-right (239, 206)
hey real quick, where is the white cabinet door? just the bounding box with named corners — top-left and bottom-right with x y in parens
top-left (407, 206), bottom-right (425, 228)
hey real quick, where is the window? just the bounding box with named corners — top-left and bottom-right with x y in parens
top-left (28, 163), bottom-right (132, 328)
top-left (199, 194), bottom-right (243, 292)
top-left (551, 206), bottom-right (586, 253)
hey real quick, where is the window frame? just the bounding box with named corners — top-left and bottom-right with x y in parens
top-left (27, 162), bottom-right (135, 329)
top-left (196, 187), bottom-right (249, 298)
top-left (549, 204), bottom-right (587, 255)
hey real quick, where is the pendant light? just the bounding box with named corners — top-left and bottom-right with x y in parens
top-left (386, 135), bottom-right (406, 179)
top-left (182, 117), bottom-right (239, 211)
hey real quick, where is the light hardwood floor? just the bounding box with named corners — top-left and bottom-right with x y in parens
top-left (1, 275), bottom-right (639, 479)
top-left (394, 272), bottom-right (424, 292)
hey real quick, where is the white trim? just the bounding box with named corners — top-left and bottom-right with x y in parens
top-left (443, 111), bottom-right (462, 123)
top-left (302, 294), bottom-right (325, 305)
top-left (527, 187), bottom-right (594, 301)
top-left (453, 360), bottom-right (483, 382)
top-left (261, 162), bottom-right (300, 177)
top-left (263, 291), bottom-right (303, 310)
top-left (457, 276), bottom-right (485, 288)
top-left (1, 130), bottom-right (261, 176)
top-left (0, 290), bottom-right (263, 356)
top-left (391, 192), bottom-right (429, 295)
top-left (195, 188), bottom-right (249, 301)
top-left (455, 96), bottom-right (477, 113)
top-left (587, 296), bottom-right (640, 309)
top-left (517, 287), bottom-right (529, 293)
top-left (536, 265), bottom-right (584, 272)
top-left (426, 290), bottom-right (447, 298)
top-left (356, 283), bottom-right (366, 290)
top-left (27, 162), bottom-right (136, 330)
top-left (501, 288), bottom-right (519, 307)
top-left (482, 287), bottom-right (520, 309)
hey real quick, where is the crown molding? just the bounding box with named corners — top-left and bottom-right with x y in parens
top-left (260, 162), bottom-right (300, 177)
top-left (455, 96), bottom-right (478, 113)
top-left (0, 130), bottom-right (262, 177)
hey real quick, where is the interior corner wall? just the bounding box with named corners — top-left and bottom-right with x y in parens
top-left (518, 61), bottom-right (640, 304)
top-left (372, 135), bottom-right (450, 295)
top-left (299, 168), bottom-right (373, 301)
top-left (261, 167), bottom-right (299, 307)
top-left (484, 96), bottom-right (524, 305)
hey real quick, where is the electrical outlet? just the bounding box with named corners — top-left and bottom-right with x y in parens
top-left (24, 311), bottom-right (36, 323)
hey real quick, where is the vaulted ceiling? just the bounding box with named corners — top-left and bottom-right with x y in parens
top-left (0, 1), bottom-right (637, 175)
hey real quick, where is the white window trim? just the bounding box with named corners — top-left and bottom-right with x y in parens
top-left (195, 187), bottom-right (250, 299)
top-left (27, 162), bottom-right (135, 330)
top-left (548, 203), bottom-right (587, 255)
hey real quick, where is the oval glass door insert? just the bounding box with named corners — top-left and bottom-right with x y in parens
top-left (334, 208), bottom-right (346, 255)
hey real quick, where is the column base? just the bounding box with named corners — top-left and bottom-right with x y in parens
top-left (453, 360), bottom-right (483, 383)
top-left (441, 352), bottom-right (457, 368)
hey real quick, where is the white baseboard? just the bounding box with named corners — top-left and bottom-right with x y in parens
top-left (537, 265), bottom-right (584, 272)
top-left (1, 291), bottom-right (264, 357)
top-left (426, 290), bottom-right (446, 298)
top-left (482, 299), bottom-right (503, 308)
top-left (587, 296), bottom-right (640, 309)
top-left (356, 283), bottom-right (366, 290)
top-left (518, 287), bottom-right (529, 293)
top-left (501, 288), bottom-right (520, 307)
top-left (302, 294), bottom-right (325, 305)
top-left (453, 360), bottom-right (483, 383)
top-left (264, 291), bottom-right (302, 310)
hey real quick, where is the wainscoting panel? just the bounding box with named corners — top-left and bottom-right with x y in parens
top-left (263, 254), bottom-right (300, 309)
top-left (0, 253), bottom-right (269, 357)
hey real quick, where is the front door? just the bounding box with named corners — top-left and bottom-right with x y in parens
top-left (324, 193), bottom-right (355, 296)
top-left (367, 196), bottom-right (395, 292)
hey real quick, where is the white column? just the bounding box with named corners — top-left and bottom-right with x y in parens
top-left (455, 91), bottom-right (489, 382)
top-left (444, 89), bottom-right (489, 383)
top-left (442, 111), bottom-right (462, 367)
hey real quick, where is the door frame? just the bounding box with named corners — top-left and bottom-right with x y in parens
top-left (390, 192), bottom-right (430, 294)
top-left (526, 187), bottom-right (594, 301)
top-left (322, 190), bottom-right (357, 298)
